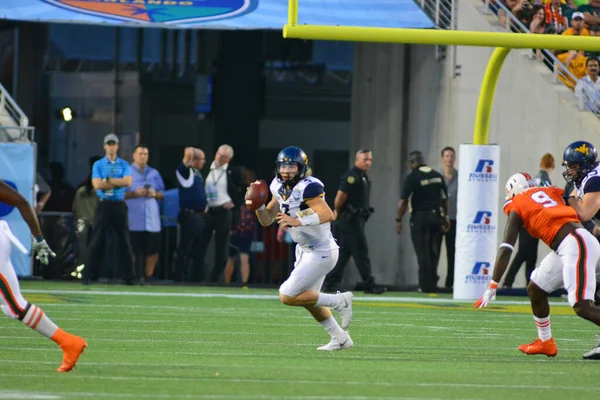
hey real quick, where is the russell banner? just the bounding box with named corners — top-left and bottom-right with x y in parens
top-left (453, 144), bottom-right (500, 300)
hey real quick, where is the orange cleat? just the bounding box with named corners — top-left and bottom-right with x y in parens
top-left (518, 337), bottom-right (558, 357)
top-left (56, 334), bottom-right (87, 372)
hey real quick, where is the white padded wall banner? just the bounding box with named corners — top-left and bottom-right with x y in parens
top-left (453, 144), bottom-right (500, 300)
top-left (0, 143), bottom-right (35, 277)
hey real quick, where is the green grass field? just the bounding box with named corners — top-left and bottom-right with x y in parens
top-left (0, 281), bottom-right (599, 400)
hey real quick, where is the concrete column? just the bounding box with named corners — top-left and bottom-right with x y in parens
top-left (351, 43), bottom-right (418, 289)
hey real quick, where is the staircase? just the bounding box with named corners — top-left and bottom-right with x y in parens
top-left (0, 82), bottom-right (33, 142)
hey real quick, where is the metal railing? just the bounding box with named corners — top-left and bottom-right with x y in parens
top-left (481, 0), bottom-right (600, 116)
top-left (0, 126), bottom-right (35, 142)
top-left (419, 0), bottom-right (455, 29)
top-left (0, 82), bottom-right (28, 128)
top-left (417, 0), bottom-right (458, 65)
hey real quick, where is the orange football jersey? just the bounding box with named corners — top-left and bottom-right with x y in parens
top-left (503, 186), bottom-right (579, 247)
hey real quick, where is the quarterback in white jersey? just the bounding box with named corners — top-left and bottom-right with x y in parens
top-left (563, 140), bottom-right (600, 360)
top-left (252, 146), bottom-right (354, 351)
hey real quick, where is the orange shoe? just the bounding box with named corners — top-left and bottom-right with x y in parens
top-left (56, 334), bottom-right (87, 372)
top-left (518, 337), bottom-right (558, 357)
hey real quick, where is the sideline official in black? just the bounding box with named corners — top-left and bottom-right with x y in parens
top-left (325, 150), bottom-right (384, 294)
top-left (396, 151), bottom-right (449, 293)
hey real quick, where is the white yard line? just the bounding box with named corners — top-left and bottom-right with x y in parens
top-left (0, 359), bottom-right (574, 375)
top-left (0, 374), bottom-right (596, 392)
top-left (0, 392), bottom-right (475, 400)
top-left (21, 289), bottom-right (571, 306)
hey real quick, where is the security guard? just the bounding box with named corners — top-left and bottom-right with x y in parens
top-left (396, 151), bottom-right (449, 293)
top-left (325, 150), bottom-right (385, 294)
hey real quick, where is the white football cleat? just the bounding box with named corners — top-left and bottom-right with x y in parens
top-left (583, 335), bottom-right (600, 360)
top-left (335, 291), bottom-right (353, 329)
top-left (317, 334), bottom-right (353, 351)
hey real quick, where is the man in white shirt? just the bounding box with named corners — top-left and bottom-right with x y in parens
top-left (575, 58), bottom-right (600, 113)
top-left (197, 144), bottom-right (245, 282)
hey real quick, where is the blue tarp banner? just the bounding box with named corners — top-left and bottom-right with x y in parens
top-left (0, 143), bottom-right (35, 277)
top-left (0, 1), bottom-right (434, 30)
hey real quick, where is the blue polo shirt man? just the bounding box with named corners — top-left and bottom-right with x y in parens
top-left (174, 146), bottom-right (207, 281)
top-left (83, 133), bottom-right (135, 285)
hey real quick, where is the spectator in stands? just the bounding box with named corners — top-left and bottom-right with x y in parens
top-left (530, 5), bottom-right (548, 33)
top-left (530, 5), bottom-right (549, 61)
top-left (562, 11), bottom-right (590, 34)
top-left (545, 0), bottom-right (571, 33)
top-left (575, 58), bottom-right (600, 111)
top-left (557, 50), bottom-right (588, 89)
top-left (125, 145), bottom-right (165, 283)
top-left (44, 162), bottom-right (75, 212)
top-left (197, 144), bottom-right (245, 283)
top-left (224, 167), bottom-right (257, 288)
top-left (579, 0), bottom-right (600, 27)
top-left (585, 25), bottom-right (600, 61)
top-left (499, 0), bottom-right (532, 29)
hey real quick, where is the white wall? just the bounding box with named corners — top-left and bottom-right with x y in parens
top-left (405, 0), bottom-right (600, 288)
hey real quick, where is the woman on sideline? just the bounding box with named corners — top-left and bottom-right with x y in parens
top-left (224, 167), bottom-right (257, 287)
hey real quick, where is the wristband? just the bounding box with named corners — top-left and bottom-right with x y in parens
top-left (395, 217), bottom-right (402, 222)
top-left (489, 280), bottom-right (499, 289)
top-left (34, 236), bottom-right (44, 243)
top-left (257, 204), bottom-right (266, 211)
top-left (499, 243), bottom-right (514, 251)
top-left (300, 212), bottom-right (320, 226)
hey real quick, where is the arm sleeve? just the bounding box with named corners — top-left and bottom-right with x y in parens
top-left (400, 174), bottom-right (415, 200)
top-left (176, 162), bottom-right (191, 179)
top-left (583, 176), bottom-right (600, 194)
top-left (503, 200), bottom-right (514, 216)
top-left (303, 182), bottom-right (325, 200)
top-left (92, 161), bottom-right (102, 180)
top-left (156, 172), bottom-right (166, 192)
top-left (122, 162), bottom-right (132, 177)
top-left (338, 173), bottom-right (355, 194)
top-left (440, 174), bottom-right (448, 199)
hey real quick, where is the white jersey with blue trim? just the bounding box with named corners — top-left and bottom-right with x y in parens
top-left (576, 165), bottom-right (600, 221)
top-left (577, 164), bottom-right (600, 198)
top-left (270, 176), bottom-right (338, 251)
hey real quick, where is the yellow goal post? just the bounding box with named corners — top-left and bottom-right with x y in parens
top-left (283, 0), bottom-right (600, 144)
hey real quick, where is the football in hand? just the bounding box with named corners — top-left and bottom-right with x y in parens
top-left (245, 180), bottom-right (269, 212)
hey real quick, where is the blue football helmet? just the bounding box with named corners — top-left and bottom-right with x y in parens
top-left (275, 146), bottom-right (309, 186)
top-left (562, 140), bottom-right (599, 187)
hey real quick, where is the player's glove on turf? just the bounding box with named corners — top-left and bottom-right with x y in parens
top-left (473, 280), bottom-right (498, 308)
top-left (32, 238), bottom-right (56, 265)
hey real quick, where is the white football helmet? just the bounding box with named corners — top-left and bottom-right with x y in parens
top-left (505, 172), bottom-right (536, 200)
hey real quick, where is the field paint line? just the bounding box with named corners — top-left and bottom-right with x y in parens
top-left (2, 346), bottom-right (594, 362)
top-left (32, 303), bottom-right (543, 318)
top-left (21, 289), bottom-right (571, 306)
top-left (0, 373), bottom-right (597, 391)
top-left (2, 325), bottom-right (550, 336)
top-left (0, 392), bottom-right (472, 400)
top-left (0, 359), bottom-right (574, 375)
top-left (4, 335), bottom-right (582, 349)
top-left (0, 393), bottom-right (60, 399)
top-left (33, 304), bottom-right (579, 320)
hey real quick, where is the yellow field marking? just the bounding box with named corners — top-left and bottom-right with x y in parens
top-left (358, 302), bottom-right (576, 315)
